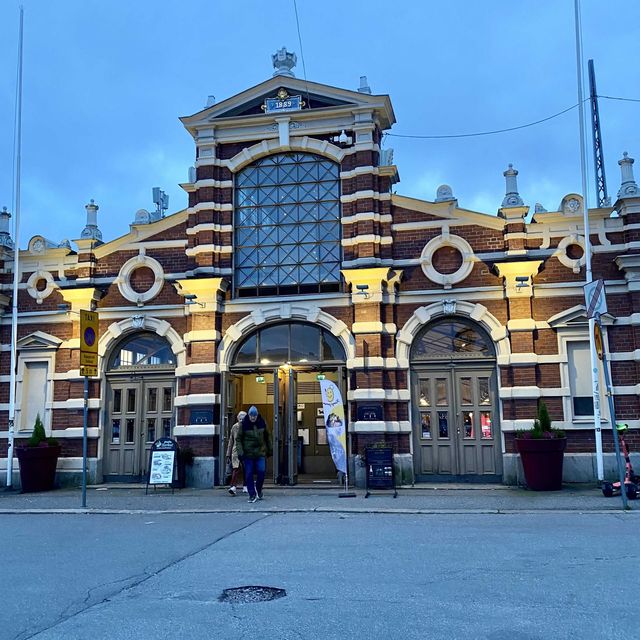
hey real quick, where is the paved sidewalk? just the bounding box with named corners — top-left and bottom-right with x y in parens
top-left (0, 482), bottom-right (636, 514)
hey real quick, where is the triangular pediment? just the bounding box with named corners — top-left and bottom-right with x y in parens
top-left (17, 331), bottom-right (63, 350)
top-left (181, 76), bottom-right (395, 129)
top-left (548, 305), bottom-right (615, 328)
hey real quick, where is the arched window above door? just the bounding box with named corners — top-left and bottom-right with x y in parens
top-left (108, 332), bottom-right (176, 370)
top-left (232, 322), bottom-right (345, 366)
top-left (411, 319), bottom-right (495, 361)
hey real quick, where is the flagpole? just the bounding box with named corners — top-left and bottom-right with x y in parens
top-left (6, 5), bottom-right (24, 489)
top-left (574, 0), bottom-right (604, 481)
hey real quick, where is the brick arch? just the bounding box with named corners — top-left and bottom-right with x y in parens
top-left (227, 136), bottom-right (346, 173)
top-left (396, 301), bottom-right (510, 368)
top-left (218, 303), bottom-right (355, 371)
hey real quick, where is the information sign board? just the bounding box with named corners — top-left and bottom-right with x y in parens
top-left (364, 447), bottom-right (397, 498)
top-left (584, 279), bottom-right (607, 319)
top-left (146, 438), bottom-right (178, 493)
top-left (80, 310), bottom-right (99, 372)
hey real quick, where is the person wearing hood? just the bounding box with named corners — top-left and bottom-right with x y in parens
top-left (226, 410), bottom-right (247, 496)
top-left (236, 405), bottom-right (272, 503)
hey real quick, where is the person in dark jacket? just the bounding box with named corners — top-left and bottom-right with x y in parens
top-left (236, 405), bottom-right (272, 503)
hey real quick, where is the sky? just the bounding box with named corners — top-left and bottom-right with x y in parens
top-left (1, 0), bottom-right (639, 247)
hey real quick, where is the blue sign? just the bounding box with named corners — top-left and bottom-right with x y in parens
top-left (264, 95), bottom-right (303, 114)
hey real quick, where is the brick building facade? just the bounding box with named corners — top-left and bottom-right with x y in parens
top-left (2, 49), bottom-right (640, 488)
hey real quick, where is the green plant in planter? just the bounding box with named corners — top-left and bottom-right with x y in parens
top-left (515, 402), bottom-right (565, 440)
top-left (26, 414), bottom-right (59, 447)
top-left (515, 401), bottom-right (567, 491)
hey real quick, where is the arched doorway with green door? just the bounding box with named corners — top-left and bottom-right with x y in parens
top-left (222, 321), bottom-right (347, 485)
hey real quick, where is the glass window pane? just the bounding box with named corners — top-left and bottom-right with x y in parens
top-left (259, 325), bottom-right (290, 363)
top-left (126, 419), bottom-right (135, 443)
top-left (459, 377), bottom-right (472, 405)
top-left (568, 341), bottom-right (594, 417)
top-left (127, 389), bottom-right (136, 413)
top-left (463, 412), bottom-right (474, 438)
top-left (481, 412), bottom-right (492, 439)
top-left (411, 320), bottom-right (493, 360)
top-left (421, 413), bottom-right (431, 439)
top-left (321, 331), bottom-right (344, 361)
top-left (146, 418), bottom-right (156, 443)
top-left (419, 381), bottom-right (430, 407)
top-left (290, 324), bottom-right (320, 362)
top-left (147, 388), bottom-right (157, 413)
top-left (478, 378), bottom-right (491, 405)
top-left (235, 334), bottom-right (257, 365)
top-left (113, 389), bottom-right (121, 414)
top-left (162, 388), bottom-right (172, 412)
top-left (111, 419), bottom-right (120, 444)
top-left (162, 418), bottom-right (171, 438)
top-left (110, 333), bottom-right (176, 369)
top-left (436, 379), bottom-right (448, 406)
top-left (234, 152), bottom-right (340, 296)
top-left (438, 411), bottom-right (449, 438)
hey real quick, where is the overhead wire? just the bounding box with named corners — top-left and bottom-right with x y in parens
top-left (383, 94), bottom-right (639, 141)
top-left (293, 0), bottom-right (312, 109)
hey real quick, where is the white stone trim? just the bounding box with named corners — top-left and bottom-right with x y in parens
top-left (188, 202), bottom-right (234, 213)
top-left (174, 393), bottom-right (220, 407)
top-left (396, 301), bottom-right (510, 368)
top-left (192, 179), bottom-right (234, 189)
top-left (350, 420), bottom-right (411, 433)
top-left (186, 223), bottom-right (233, 235)
top-left (50, 428), bottom-right (100, 438)
top-left (347, 357), bottom-right (399, 369)
top-left (173, 425), bottom-right (219, 436)
top-left (351, 322), bottom-right (397, 335)
top-left (554, 234), bottom-right (587, 273)
top-left (26, 270), bottom-right (58, 304)
top-left (183, 330), bottom-right (221, 343)
top-left (347, 389), bottom-right (410, 401)
top-left (419, 233), bottom-right (476, 287)
top-left (174, 363), bottom-right (221, 377)
top-left (226, 136), bottom-right (346, 173)
top-left (97, 315), bottom-right (187, 371)
top-left (218, 303), bottom-right (355, 371)
top-left (185, 244), bottom-right (233, 256)
top-left (340, 190), bottom-right (391, 203)
top-left (116, 250), bottom-right (165, 305)
top-left (498, 386), bottom-right (569, 399)
top-left (341, 235), bottom-right (393, 247)
top-left (340, 212), bottom-right (393, 225)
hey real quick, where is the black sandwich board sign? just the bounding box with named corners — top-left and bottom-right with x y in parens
top-left (364, 446), bottom-right (397, 498)
top-left (146, 438), bottom-right (178, 494)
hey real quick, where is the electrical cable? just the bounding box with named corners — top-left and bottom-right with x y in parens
top-left (384, 93), bottom-right (639, 141)
top-left (293, 0), bottom-right (312, 109)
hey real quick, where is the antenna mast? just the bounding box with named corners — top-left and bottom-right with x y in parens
top-left (588, 59), bottom-right (609, 207)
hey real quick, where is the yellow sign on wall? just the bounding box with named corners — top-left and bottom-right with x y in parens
top-left (80, 310), bottom-right (99, 374)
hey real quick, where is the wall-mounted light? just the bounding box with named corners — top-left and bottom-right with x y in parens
top-left (183, 293), bottom-right (205, 307)
top-left (332, 130), bottom-right (353, 146)
top-left (316, 373), bottom-right (326, 381)
top-left (515, 276), bottom-right (530, 290)
top-left (355, 283), bottom-right (370, 299)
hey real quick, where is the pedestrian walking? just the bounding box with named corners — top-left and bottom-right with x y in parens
top-left (226, 410), bottom-right (247, 496)
top-left (237, 405), bottom-right (272, 503)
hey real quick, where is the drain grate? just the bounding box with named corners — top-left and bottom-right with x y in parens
top-left (219, 586), bottom-right (286, 604)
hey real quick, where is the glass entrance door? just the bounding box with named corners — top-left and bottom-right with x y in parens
top-left (413, 367), bottom-right (500, 480)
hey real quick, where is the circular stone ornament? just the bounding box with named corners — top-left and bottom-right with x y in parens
top-left (420, 233), bottom-right (476, 288)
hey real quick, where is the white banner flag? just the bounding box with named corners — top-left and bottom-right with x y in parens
top-left (319, 379), bottom-right (347, 474)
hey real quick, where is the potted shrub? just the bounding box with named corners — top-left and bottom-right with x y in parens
top-left (16, 414), bottom-right (61, 492)
top-left (515, 401), bottom-right (566, 491)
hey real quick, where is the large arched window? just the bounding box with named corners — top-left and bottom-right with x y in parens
top-left (232, 322), bottom-right (345, 367)
top-left (108, 332), bottom-right (176, 370)
top-left (234, 152), bottom-right (341, 297)
top-left (411, 319), bottom-right (495, 361)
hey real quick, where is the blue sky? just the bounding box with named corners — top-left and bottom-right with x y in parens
top-left (1, 0), bottom-right (639, 247)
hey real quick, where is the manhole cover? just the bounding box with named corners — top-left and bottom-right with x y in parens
top-left (219, 586), bottom-right (286, 604)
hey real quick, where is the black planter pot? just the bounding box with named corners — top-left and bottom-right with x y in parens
top-left (16, 445), bottom-right (61, 493)
top-left (515, 437), bottom-right (566, 491)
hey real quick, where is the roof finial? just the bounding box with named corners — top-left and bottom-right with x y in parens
top-left (618, 151), bottom-right (639, 198)
top-left (0, 206), bottom-right (13, 249)
top-left (272, 47), bottom-right (297, 78)
top-left (501, 164), bottom-right (524, 207)
top-left (81, 199), bottom-right (103, 242)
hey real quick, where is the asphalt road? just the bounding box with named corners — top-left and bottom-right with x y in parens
top-left (2, 511), bottom-right (638, 639)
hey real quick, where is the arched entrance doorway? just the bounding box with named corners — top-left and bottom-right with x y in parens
top-left (103, 332), bottom-right (176, 481)
top-left (222, 321), bottom-right (347, 485)
top-left (410, 318), bottom-right (501, 481)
